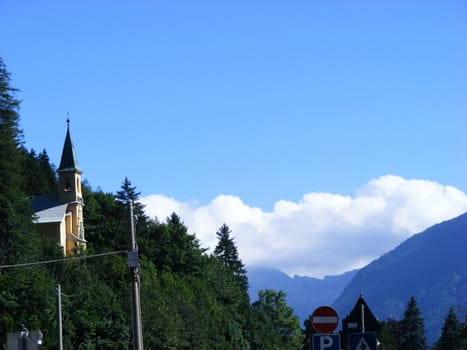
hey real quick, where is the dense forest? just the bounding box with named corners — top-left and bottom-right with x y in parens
top-left (1, 57), bottom-right (465, 349)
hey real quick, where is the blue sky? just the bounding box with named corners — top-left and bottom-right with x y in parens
top-left (2, 1), bottom-right (467, 276)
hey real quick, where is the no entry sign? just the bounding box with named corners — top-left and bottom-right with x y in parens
top-left (311, 306), bottom-right (339, 334)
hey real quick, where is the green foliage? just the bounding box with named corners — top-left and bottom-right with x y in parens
top-left (60, 260), bottom-right (130, 349)
top-left (115, 176), bottom-right (147, 225)
top-left (378, 318), bottom-right (402, 350)
top-left (22, 149), bottom-right (57, 196)
top-left (83, 186), bottom-right (128, 251)
top-left (0, 267), bottom-right (56, 349)
top-left (302, 316), bottom-right (317, 349)
top-left (0, 57), bottom-right (23, 200)
top-left (0, 57), bottom-right (41, 265)
top-left (400, 296), bottom-right (428, 350)
top-left (0, 58), bottom-right (57, 349)
top-left (249, 290), bottom-right (303, 349)
top-left (214, 223), bottom-right (248, 292)
top-left (432, 307), bottom-right (462, 350)
top-left (145, 212), bottom-right (206, 274)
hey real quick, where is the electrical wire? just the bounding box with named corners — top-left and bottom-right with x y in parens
top-left (0, 250), bottom-right (127, 270)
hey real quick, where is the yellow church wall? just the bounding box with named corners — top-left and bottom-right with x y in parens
top-left (66, 239), bottom-right (75, 255)
top-left (35, 220), bottom-right (67, 256)
top-left (59, 219), bottom-right (67, 253)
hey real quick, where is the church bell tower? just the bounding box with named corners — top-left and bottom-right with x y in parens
top-left (57, 119), bottom-right (86, 253)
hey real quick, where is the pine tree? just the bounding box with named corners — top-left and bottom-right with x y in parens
top-left (400, 296), bottom-right (427, 350)
top-left (433, 307), bottom-right (461, 350)
top-left (37, 149), bottom-right (57, 193)
top-left (0, 57), bottom-right (40, 264)
top-left (214, 223), bottom-right (248, 290)
top-left (116, 176), bottom-right (141, 203)
top-left (153, 213), bottom-right (205, 274)
top-left (22, 148), bottom-right (57, 196)
top-left (115, 177), bottom-right (147, 228)
top-left (0, 57), bottom-right (56, 346)
top-left (0, 57), bottom-right (23, 201)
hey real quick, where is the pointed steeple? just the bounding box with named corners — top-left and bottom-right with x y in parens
top-left (57, 118), bottom-right (82, 174)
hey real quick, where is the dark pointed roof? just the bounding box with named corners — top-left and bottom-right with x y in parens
top-left (341, 295), bottom-right (380, 333)
top-left (57, 120), bottom-right (82, 174)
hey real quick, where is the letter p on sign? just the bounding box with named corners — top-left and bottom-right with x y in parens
top-left (321, 335), bottom-right (333, 348)
top-left (313, 334), bottom-right (340, 350)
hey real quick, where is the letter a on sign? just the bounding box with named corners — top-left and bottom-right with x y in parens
top-left (348, 333), bottom-right (377, 350)
top-left (313, 334), bottom-right (340, 350)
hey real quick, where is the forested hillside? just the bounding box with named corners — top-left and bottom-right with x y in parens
top-left (0, 57), bottom-right (303, 349)
top-left (248, 267), bottom-right (358, 323)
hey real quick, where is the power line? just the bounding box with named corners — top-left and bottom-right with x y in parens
top-left (0, 250), bottom-right (127, 270)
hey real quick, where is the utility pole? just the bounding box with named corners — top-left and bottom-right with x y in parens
top-left (56, 284), bottom-right (63, 350)
top-left (128, 200), bottom-right (143, 350)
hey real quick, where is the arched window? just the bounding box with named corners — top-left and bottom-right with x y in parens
top-left (65, 178), bottom-right (72, 192)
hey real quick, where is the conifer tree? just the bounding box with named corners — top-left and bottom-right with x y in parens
top-left (116, 177), bottom-right (147, 228)
top-left (22, 148), bottom-right (57, 196)
top-left (214, 223), bottom-right (248, 290)
top-left (433, 307), bottom-right (461, 350)
top-left (0, 57), bottom-right (40, 263)
top-left (400, 296), bottom-right (427, 350)
top-left (37, 149), bottom-right (57, 193)
top-left (0, 57), bottom-right (56, 345)
top-left (151, 213), bottom-right (205, 274)
top-left (116, 176), bottom-right (141, 203)
top-left (0, 57), bottom-right (23, 203)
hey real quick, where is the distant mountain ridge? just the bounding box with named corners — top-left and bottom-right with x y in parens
top-left (247, 212), bottom-right (467, 345)
top-left (333, 211), bottom-right (467, 344)
top-left (247, 267), bottom-right (358, 323)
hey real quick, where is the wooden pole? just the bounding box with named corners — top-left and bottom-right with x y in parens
top-left (57, 284), bottom-right (63, 350)
top-left (128, 201), bottom-right (143, 350)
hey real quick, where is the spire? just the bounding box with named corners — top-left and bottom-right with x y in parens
top-left (57, 118), bottom-right (82, 174)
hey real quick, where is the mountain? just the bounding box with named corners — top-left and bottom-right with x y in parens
top-left (333, 211), bottom-right (467, 345)
top-left (247, 267), bottom-right (358, 324)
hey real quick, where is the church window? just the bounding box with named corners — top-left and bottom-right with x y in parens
top-left (65, 178), bottom-right (72, 192)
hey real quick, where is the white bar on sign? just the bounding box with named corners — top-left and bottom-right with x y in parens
top-left (313, 316), bottom-right (338, 323)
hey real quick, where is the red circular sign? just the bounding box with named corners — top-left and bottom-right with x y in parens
top-left (311, 306), bottom-right (339, 333)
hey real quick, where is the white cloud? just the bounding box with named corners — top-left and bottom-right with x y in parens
top-left (139, 175), bottom-right (467, 278)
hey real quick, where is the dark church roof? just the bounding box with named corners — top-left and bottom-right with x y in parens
top-left (31, 195), bottom-right (68, 223)
top-left (57, 121), bottom-right (81, 174)
top-left (341, 295), bottom-right (380, 333)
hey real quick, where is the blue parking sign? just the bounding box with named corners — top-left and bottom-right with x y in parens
top-left (313, 334), bottom-right (340, 350)
top-left (348, 332), bottom-right (377, 350)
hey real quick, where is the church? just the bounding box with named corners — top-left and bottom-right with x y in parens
top-left (31, 121), bottom-right (86, 255)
